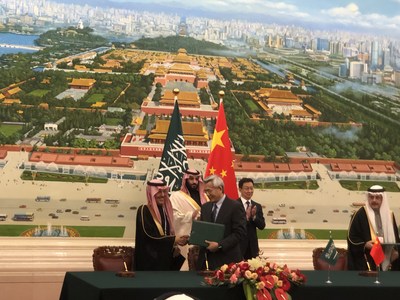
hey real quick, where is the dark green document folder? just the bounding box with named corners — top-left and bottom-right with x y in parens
top-left (189, 220), bottom-right (225, 247)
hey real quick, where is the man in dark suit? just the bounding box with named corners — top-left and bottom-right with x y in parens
top-left (196, 175), bottom-right (246, 271)
top-left (238, 178), bottom-right (265, 259)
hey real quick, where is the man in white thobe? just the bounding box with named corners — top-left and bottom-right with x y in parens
top-left (170, 169), bottom-right (208, 268)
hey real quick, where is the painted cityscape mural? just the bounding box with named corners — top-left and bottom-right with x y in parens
top-left (0, 0), bottom-right (399, 239)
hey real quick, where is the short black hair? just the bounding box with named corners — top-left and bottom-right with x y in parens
top-left (238, 178), bottom-right (254, 189)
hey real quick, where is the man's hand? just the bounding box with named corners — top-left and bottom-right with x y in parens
top-left (205, 240), bottom-right (219, 252)
top-left (175, 235), bottom-right (189, 246)
top-left (365, 240), bottom-right (374, 250)
top-left (250, 205), bottom-right (257, 219)
top-left (246, 206), bottom-right (251, 221)
top-left (246, 204), bottom-right (257, 221)
top-left (192, 210), bottom-right (199, 220)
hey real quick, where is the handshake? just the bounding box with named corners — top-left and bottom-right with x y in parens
top-left (175, 235), bottom-right (189, 246)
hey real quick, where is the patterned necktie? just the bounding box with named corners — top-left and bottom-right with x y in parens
top-left (211, 203), bottom-right (217, 222)
top-left (246, 200), bottom-right (250, 210)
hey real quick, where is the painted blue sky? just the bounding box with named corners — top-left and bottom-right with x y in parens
top-left (113, 0), bottom-right (399, 16)
top-left (104, 0), bottom-right (400, 35)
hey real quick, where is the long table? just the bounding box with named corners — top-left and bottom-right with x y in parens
top-left (291, 270), bottom-right (400, 300)
top-left (59, 271), bottom-right (244, 300)
top-left (59, 270), bottom-right (400, 300)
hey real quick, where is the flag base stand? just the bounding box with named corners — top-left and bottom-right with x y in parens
top-left (197, 270), bottom-right (215, 276)
top-left (116, 271), bottom-right (135, 278)
top-left (325, 269), bottom-right (332, 284)
top-left (358, 271), bottom-right (377, 277)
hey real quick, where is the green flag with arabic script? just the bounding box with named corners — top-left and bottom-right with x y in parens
top-left (321, 238), bottom-right (338, 266)
top-left (155, 100), bottom-right (188, 191)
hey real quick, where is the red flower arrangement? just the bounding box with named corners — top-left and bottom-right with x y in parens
top-left (204, 258), bottom-right (306, 300)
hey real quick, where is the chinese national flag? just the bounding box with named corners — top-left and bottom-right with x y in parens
top-left (205, 101), bottom-right (238, 199)
top-left (370, 237), bottom-right (385, 267)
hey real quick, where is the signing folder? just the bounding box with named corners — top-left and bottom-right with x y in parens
top-left (189, 220), bottom-right (225, 247)
top-left (382, 243), bottom-right (400, 249)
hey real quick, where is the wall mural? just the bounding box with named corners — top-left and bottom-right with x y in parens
top-left (0, 0), bottom-right (399, 241)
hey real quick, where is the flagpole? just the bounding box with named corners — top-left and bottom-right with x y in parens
top-left (374, 265), bottom-right (380, 284)
top-left (205, 89), bottom-right (239, 199)
top-left (155, 88), bottom-right (188, 192)
top-left (368, 234), bottom-right (384, 284)
top-left (325, 231), bottom-right (332, 284)
top-left (374, 234), bottom-right (381, 285)
top-left (173, 88), bottom-right (180, 103)
top-left (218, 90), bottom-right (225, 104)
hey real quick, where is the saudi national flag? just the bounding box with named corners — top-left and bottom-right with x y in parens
top-left (321, 238), bottom-right (339, 265)
top-left (155, 100), bottom-right (188, 191)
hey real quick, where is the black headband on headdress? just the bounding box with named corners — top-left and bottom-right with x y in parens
top-left (147, 180), bottom-right (167, 187)
top-left (368, 185), bottom-right (385, 193)
top-left (185, 169), bottom-right (201, 176)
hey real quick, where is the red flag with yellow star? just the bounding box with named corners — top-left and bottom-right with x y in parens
top-left (370, 237), bottom-right (385, 267)
top-left (205, 101), bottom-right (238, 199)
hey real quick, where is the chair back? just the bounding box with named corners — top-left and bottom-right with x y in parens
top-left (312, 247), bottom-right (348, 270)
top-left (187, 246), bottom-right (200, 271)
top-left (92, 246), bottom-right (134, 271)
